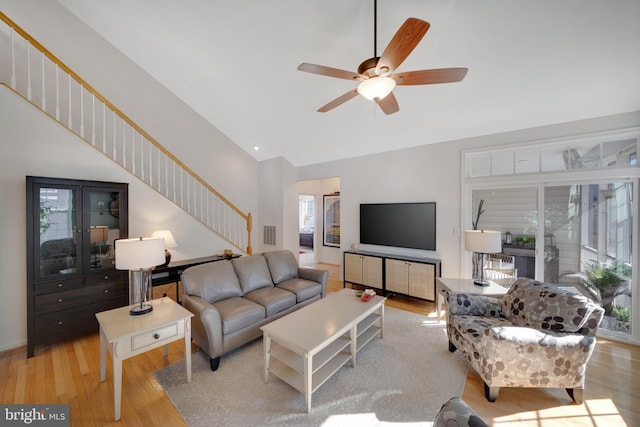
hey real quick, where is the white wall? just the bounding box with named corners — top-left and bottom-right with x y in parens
top-left (257, 157), bottom-right (298, 255)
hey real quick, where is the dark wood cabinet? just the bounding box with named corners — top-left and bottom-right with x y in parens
top-left (26, 176), bottom-right (128, 357)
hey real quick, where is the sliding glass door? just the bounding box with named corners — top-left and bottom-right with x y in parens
top-left (472, 180), bottom-right (635, 339)
top-left (546, 182), bottom-right (633, 336)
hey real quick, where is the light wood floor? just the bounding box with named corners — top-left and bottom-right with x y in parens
top-left (2, 261), bottom-right (638, 426)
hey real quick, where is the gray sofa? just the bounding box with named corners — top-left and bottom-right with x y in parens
top-left (181, 250), bottom-right (328, 371)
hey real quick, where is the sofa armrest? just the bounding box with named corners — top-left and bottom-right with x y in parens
top-left (298, 267), bottom-right (328, 298)
top-left (445, 290), bottom-right (503, 317)
top-left (182, 294), bottom-right (223, 358)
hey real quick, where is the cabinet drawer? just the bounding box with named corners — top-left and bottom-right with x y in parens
top-left (131, 323), bottom-right (180, 351)
top-left (34, 298), bottom-right (125, 343)
top-left (35, 281), bottom-right (125, 314)
top-left (85, 270), bottom-right (124, 285)
top-left (35, 277), bottom-right (84, 295)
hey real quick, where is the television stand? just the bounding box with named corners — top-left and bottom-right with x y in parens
top-left (343, 250), bottom-right (441, 301)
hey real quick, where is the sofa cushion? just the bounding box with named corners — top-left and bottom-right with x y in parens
top-left (263, 250), bottom-right (299, 284)
top-left (181, 260), bottom-right (242, 304)
top-left (232, 255), bottom-right (274, 294)
top-left (276, 277), bottom-right (323, 302)
top-left (213, 297), bottom-right (266, 335)
top-left (502, 278), bottom-right (596, 333)
top-left (244, 287), bottom-right (296, 317)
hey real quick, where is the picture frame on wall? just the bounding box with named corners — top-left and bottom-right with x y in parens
top-left (323, 193), bottom-right (340, 247)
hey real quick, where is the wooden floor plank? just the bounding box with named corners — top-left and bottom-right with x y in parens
top-left (0, 261), bottom-right (637, 426)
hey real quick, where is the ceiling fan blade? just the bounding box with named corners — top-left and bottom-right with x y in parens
top-left (376, 18), bottom-right (430, 76)
top-left (317, 89), bottom-right (359, 112)
top-left (377, 92), bottom-right (399, 115)
top-left (297, 63), bottom-right (362, 81)
top-left (393, 68), bottom-right (468, 86)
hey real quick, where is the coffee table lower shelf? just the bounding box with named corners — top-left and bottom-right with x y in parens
top-left (262, 301), bottom-right (384, 412)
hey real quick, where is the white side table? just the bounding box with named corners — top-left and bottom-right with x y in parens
top-left (436, 278), bottom-right (509, 320)
top-left (96, 297), bottom-right (193, 421)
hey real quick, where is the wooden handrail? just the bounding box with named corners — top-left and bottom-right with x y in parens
top-left (0, 11), bottom-right (252, 254)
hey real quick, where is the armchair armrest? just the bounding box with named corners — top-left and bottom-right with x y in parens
top-left (481, 325), bottom-right (597, 387)
top-left (298, 267), bottom-right (328, 297)
top-left (445, 290), bottom-right (503, 317)
top-left (182, 294), bottom-right (223, 358)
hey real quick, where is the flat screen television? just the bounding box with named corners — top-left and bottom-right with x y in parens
top-left (360, 202), bottom-right (436, 251)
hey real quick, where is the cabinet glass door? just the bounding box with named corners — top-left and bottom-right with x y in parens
top-left (36, 185), bottom-right (81, 280)
top-left (84, 187), bottom-right (124, 273)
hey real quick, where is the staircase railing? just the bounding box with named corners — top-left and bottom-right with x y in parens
top-left (0, 12), bottom-right (252, 254)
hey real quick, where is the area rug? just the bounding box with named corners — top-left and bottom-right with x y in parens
top-left (154, 306), bottom-right (468, 426)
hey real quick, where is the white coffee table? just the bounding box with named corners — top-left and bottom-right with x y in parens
top-left (261, 288), bottom-right (386, 412)
top-left (96, 297), bottom-right (193, 421)
top-left (436, 277), bottom-right (509, 320)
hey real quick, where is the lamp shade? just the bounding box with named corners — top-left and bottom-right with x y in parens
top-left (465, 230), bottom-right (502, 253)
top-left (357, 76), bottom-right (396, 101)
top-left (115, 237), bottom-right (165, 270)
top-left (151, 229), bottom-right (177, 248)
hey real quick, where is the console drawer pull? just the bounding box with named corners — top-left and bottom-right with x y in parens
top-left (57, 298), bottom-right (63, 303)
top-left (57, 283), bottom-right (63, 288)
top-left (104, 289), bottom-right (109, 293)
top-left (57, 321), bottom-right (63, 325)
top-left (153, 333), bottom-right (160, 340)
top-left (103, 275), bottom-right (109, 280)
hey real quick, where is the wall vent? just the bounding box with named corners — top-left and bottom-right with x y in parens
top-left (263, 225), bottom-right (276, 246)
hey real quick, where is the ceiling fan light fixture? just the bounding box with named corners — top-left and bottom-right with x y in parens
top-left (357, 76), bottom-right (396, 101)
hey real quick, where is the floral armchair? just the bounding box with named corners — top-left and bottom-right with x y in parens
top-left (445, 278), bottom-right (603, 403)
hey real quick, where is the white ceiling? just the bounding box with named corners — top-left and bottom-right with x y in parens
top-left (56, 0), bottom-right (640, 167)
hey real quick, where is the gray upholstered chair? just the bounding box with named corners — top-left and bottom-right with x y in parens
top-left (446, 278), bottom-right (603, 403)
top-left (433, 397), bottom-right (488, 427)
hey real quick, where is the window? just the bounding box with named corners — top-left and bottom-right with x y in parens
top-left (465, 128), bottom-right (639, 342)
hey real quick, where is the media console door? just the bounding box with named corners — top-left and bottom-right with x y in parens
top-left (343, 252), bottom-right (383, 290)
top-left (385, 259), bottom-right (435, 300)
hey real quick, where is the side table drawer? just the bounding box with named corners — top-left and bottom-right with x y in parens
top-left (131, 323), bottom-right (180, 351)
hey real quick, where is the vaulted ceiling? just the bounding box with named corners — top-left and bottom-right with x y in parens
top-left (56, 0), bottom-right (640, 166)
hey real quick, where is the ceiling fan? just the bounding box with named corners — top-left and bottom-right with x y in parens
top-left (297, 1), bottom-right (468, 115)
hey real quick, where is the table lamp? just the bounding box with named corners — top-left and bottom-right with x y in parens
top-left (89, 226), bottom-right (109, 268)
top-left (465, 230), bottom-right (502, 287)
top-left (151, 229), bottom-right (177, 266)
top-left (115, 237), bottom-right (165, 315)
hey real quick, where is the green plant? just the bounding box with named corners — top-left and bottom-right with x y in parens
top-left (612, 305), bottom-right (630, 322)
top-left (583, 260), bottom-right (630, 292)
top-left (39, 202), bottom-right (53, 234)
top-left (580, 260), bottom-right (631, 315)
top-left (514, 236), bottom-right (535, 249)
